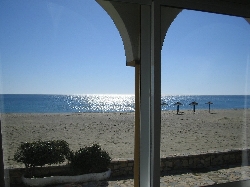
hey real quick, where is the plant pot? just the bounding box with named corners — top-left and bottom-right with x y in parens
top-left (22, 168), bottom-right (111, 187)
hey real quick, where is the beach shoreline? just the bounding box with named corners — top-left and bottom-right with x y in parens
top-left (1, 109), bottom-right (250, 168)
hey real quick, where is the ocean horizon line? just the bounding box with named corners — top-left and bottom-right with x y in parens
top-left (0, 94), bottom-right (249, 113)
top-left (1, 94), bottom-right (250, 96)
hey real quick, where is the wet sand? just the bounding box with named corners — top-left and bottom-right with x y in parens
top-left (1, 109), bottom-right (250, 168)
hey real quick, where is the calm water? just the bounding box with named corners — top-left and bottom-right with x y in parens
top-left (0, 94), bottom-right (249, 113)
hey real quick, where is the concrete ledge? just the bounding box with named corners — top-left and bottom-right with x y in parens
top-left (7, 149), bottom-right (249, 186)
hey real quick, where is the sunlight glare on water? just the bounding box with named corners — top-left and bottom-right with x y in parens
top-left (65, 94), bottom-right (135, 113)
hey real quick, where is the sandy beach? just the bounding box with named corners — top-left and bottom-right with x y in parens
top-left (1, 109), bottom-right (250, 168)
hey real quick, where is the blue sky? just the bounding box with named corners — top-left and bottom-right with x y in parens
top-left (0, 0), bottom-right (249, 95)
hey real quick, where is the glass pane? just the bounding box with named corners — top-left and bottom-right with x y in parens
top-left (0, 1), bottom-right (135, 186)
top-left (161, 9), bottom-right (250, 186)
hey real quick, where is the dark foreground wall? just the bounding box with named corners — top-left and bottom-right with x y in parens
top-left (6, 149), bottom-right (249, 186)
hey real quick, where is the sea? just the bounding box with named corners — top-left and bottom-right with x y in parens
top-left (0, 94), bottom-right (249, 113)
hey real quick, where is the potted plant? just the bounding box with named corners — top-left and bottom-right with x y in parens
top-left (14, 141), bottom-right (111, 186)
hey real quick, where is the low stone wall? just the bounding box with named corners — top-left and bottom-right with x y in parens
top-left (7, 149), bottom-right (249, 186)
top-left (161, 149), bottom-right (244, 171)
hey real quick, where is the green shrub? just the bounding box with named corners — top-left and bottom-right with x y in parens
top-left (14, 140), bottom-right (70, 177)
top-left (14, 141), bottom-right (111, 177)
top-left (68, 144), bottom-right (111, 174)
